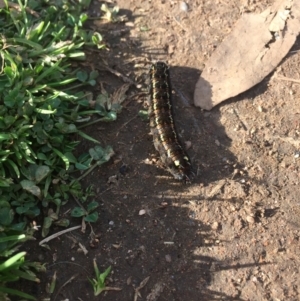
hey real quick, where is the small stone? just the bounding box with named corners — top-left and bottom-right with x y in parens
top-left (125, 22), bottom-right (134, 27)
top-left (185, 140), bottom-right (192, 150)
top-left (165, 254), bottom-right (172, 262)
top-left (139, 209), bottom-right (146, 216)
top-left (281, 161), bottom-right (287, 168)
top-left (180, 1), bottom-right (189, 12)
top-left (246, 216), bottom-right (255, 224)
top-left (109, 221), bottom-right (114, 226)
top-left (211, 221), bottom-right (220, 230)
top-left (230, 205), bottom-right (237, 212)
top-left (233, 217), bottom-right (243, 230)
top-left (107, 175), bottom-right (118, 184)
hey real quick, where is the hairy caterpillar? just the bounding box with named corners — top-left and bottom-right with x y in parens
top-left (148, 62), bottom-right (193, 182)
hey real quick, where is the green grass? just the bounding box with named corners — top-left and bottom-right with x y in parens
top-left (0, 0), bottom-right (123, 299)
top-left (89, 261), bottom-right (111, 296)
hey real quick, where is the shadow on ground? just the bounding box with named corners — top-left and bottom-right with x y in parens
top-left (12, 2), bottom-right (297, 301)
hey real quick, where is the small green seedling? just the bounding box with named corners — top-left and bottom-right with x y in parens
top-left (88, 260), bottom-right (111, 296)
top-left (100, 3), bottom-right (127, 23)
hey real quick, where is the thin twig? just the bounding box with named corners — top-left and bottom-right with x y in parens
top-left (98, 186), bottom-right (113, 195)
top-left (76, 161), bottom-right (101, 182)
top-left (172, 15), bottom-right (187, 32)
top-left (123, 92), bottom-right (147, 108)
top-left (116, 114), bottom-right (138, 136)
top-left (134, 276), bottom-right (150, 301)
top-left (104, 287), bottom-right (123, 291)
top-left (39, 226), bottom-right (81, 245)
top-left (274, 136), bottom-right (300, 147)
top-left (71, 193), bottom-right (87, 213)
top-left (276, 75), bottom-right (300, 84)
top-left (47, 261), bottom-right (90, 276)
top-left (77, 117), bottom-right (108, 129)
top-left (54, 273), bottom-right (79, 301)
top-left (101, 64), bottom-right (137, 86)
top-left (78, 242), bottom-right (88, 255)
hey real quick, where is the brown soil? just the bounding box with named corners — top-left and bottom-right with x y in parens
top-left (17, 1), bottom-right (300, 301)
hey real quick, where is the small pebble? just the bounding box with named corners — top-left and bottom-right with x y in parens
top-left (246, 216), bottom-right (255, 224)
top-left (234, 218), bottom-right (243, 231)
top-left (109, 220), bottom-right (114, 226)
top-left (185, 140), bottom-right (192, 150)
top-left (281, 161), bottom-right (287, 168)
top-left (139, 209), bottom-right (146, 216)
top-left (119, 164), bottom-right (128, 175)
top-left (165, 254), bottom-right (172, 262)
top-left (180, 2), bottom-right (189, 12)
top-left (211, 221), bottom-right (220, 230)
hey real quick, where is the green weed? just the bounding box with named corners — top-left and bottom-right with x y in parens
top-left (0, 231), bottom-right (46, 300)
top-left (0, 0), bottom-right (123, 299)
top-left (89, 260), bottom-right (111, 296)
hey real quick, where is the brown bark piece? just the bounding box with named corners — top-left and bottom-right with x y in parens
top-left (194, 0), bottom-right (300, 110)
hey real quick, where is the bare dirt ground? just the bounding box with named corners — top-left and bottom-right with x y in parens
top-left (19, 1), bottom-right (300, 300)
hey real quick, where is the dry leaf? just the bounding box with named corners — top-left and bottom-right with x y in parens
top-left (111, 83), bottom-right (130, 105)
top-left (134, 276), bottom-right (150, 301)
top-left (112, 243), bottom-right (122, 249)
top-left (78, 242), bottom-right (88, 255)
top-left (137, 276), bottom-right (150, 290)
top-left (146, 282), bottom-right (165, 301)
top-left (194, 0), bottom-right (300, 110)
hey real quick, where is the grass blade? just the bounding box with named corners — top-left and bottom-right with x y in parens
top-left (0, 286), bottom-right (36, 300)
top-left (0, 252), bottom-right (26, 272)
top-left (0, 235), bottom-right (26, 243)
top-left (78, 130), bottom-right (100, 144)
top-left (52, 148), bottom-right (70, 170)
top-left (6, 159), bottom-right (20, 178)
